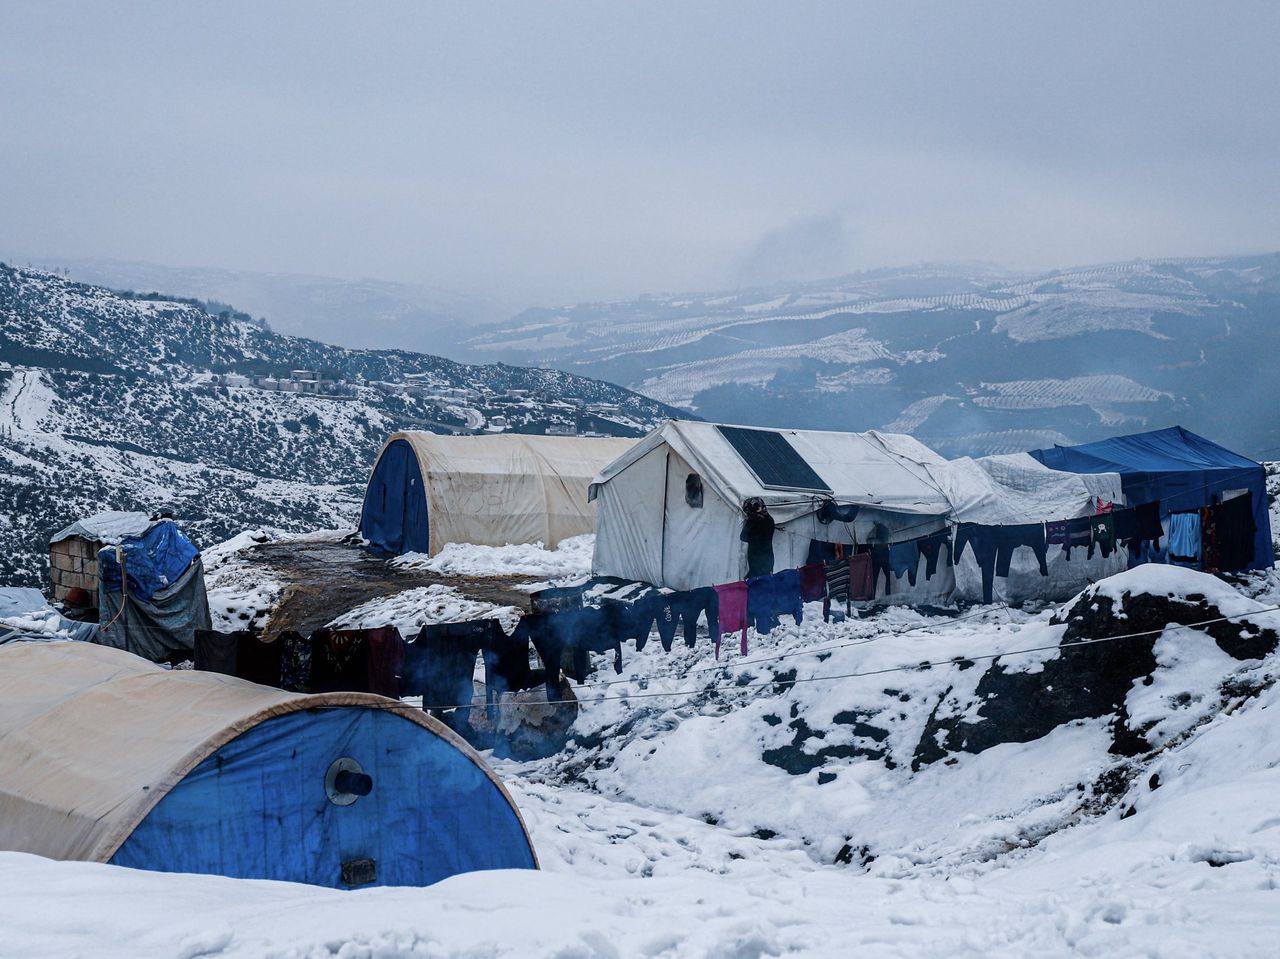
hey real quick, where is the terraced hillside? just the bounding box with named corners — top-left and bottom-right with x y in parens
top-left (466, 256), bottom-right (1280, 457)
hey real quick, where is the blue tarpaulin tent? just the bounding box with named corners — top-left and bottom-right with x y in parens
top-left (96, 520), bottom-right (211, 661)
top-left (0, 642), bottom-right (538, 889)
top-left (1030, 426), bottom-right (1274, 571)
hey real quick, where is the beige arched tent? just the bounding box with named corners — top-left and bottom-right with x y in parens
top-left (0, 641), bottom-right (537, 887)
top-left (359, 431), bottom-right (636, 555)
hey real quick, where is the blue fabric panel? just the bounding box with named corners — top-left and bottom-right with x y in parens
top-left (1166, 512), bottom-right (1202, 564)
top-left (98, 522), bottom-right (199, 603)
top-left (1030, 426), bottom-right (1274, 570)
top-left (359, 439), bottom-right (430, 555)
top-left (111, 707), bottom-right (535, 888)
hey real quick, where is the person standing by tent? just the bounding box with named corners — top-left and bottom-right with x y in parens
top-left (740, 497), bottom-right (780, 578)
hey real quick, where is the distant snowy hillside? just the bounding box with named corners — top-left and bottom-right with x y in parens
top-left (467, 255), bottom-right (1280, 457)
top-left (0, 263), bottom-right (680, 588)
top-left (13, 255), bottom-right (505, 352)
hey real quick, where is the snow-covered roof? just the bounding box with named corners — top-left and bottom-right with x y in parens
top-left (590, 420), bottom-right (951, 522)
top-left (49, 510), bottom-right (157, 546)
top-left (924, 452), bottom-right (1124, 525)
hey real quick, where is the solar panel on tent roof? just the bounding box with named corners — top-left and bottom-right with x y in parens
top-left (716, 426), bottom-right (832, 493)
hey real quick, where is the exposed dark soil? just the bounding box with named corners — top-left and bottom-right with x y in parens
top-left (250, 539), bottom-right (542, 638)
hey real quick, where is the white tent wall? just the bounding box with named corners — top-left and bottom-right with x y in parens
top-left (660, 447), bottom-right (745, 590)
top-left (591, 422), bottom-right (958, 597)
top-left (592, 443), bottom-right (668, 585)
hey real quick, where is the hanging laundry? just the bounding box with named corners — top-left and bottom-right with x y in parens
top-left (597, 585), bottom-right (676, 652)
top-left (712, 581), bottom-right (749, 657)
top-left (1215, 492), bottom-right (1256, 571)
top-left (746, 569), bottom-right (803, 636)
top-left (1046, 516), bottom-right (1092, 560)
top-left (870, 543), bottom-right (893, 596)
top-left (888, 541), bottom-right (920, 588)
top-left (278, 630), bottom-right (311, 692)
top-left (577, 608), bottom-right (625, 676)
top-left (1095, 497), bottom-right (1113, 514)
top-left (310, 629), bottom-right (370, 694)
top-left (364, 626), bottom-right (405, 699)
top-left (993, 523), bottom-right (1049, 578)
top-left (1090, 514), bottom-right (1117, 559)
top-left (193, 629), bottom-right (238, 676)
top-left (670, 587), bottom-right (719, 648)
top-left (651, 594), bottom-right (679, 652)
top-left (916, 529), bottom-right (952, 581)
top-left (1199, 505), bottom-right (1221, 574)
top-left (236, 631), bottom-right (283, 688)
top-left (1114, 501), bottom-right (1163, 555)
top-left (1165, 511), bottom-right (1201, 566)
top-left (957, 523), bottom-right (1048, 605)
top-left (822, 556), bottom-right (851, 622)
top-left (848, 553), bottom-right (874, 601)
top-left (798, 563), bottom-right (827, 602)
top-left (806, 539), bottom-right (843, 564)
top-left (954, 524), bottom-right (999, 604)
top-left (480, 621), bottom-right (540, 697)
top-left (406, 622), bottom-right (482, 708)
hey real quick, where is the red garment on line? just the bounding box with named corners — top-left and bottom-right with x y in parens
top-left (713, 581), bottom-right (749, 658)
top-left (798, 563), bottom-right (827, 602)
top-left (848, 553), bottom-right (875, 601)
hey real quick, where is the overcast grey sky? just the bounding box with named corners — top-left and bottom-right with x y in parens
top-left (2, 2), bottom-right (1277, 305)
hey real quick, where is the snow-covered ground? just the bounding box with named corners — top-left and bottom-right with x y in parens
top-left (203, 527), bottom-right (354, 631)
top-left (327, 583), bottom-right (522, 635)
top-left (4, 536), bottom-right (1280, 957)
top-left (393, 533), bottom-right (594, 583)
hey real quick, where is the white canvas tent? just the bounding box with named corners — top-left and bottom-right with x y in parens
top-left (589, 420), bottom-right (1131, 605)
top-left (588, 420), bottom-right (955, 595)
top-left (360, 432), bottom-right (635, 556)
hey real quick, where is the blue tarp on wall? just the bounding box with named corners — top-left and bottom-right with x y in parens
top-left (98, 521), bottom-right (199, 603)
top-left (1030, 426), bottom-right (1274, 570)
top-left (359, 438), bottom-right (430, 554)
top-left (111, 706), bottom-right (536, 888)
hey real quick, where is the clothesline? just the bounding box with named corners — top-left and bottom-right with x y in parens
top-left (360, 602), bottom-right (1280, 712)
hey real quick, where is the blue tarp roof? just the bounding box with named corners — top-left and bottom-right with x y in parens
top-left (1030, 426), bottom-right (1274, 570)
top-left (98, 521), bottom-right (200, 604)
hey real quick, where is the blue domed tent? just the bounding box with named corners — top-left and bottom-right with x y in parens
top-left (1030, 426), bottom-right (1274, 571)
top-left (0, 642), bottom-right (537, 888)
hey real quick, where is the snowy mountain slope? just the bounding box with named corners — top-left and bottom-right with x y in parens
top-left (12, 254), bottom-right (505, 352)
top-left (0, 262), bottom-right (681, 588)
top-left (466, 255), bottom-right (1280, 457)
top-left (3, 563), bottom-right (1280, 956)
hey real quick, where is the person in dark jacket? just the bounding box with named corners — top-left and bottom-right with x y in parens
top-left (740, 497), bottom-right (780, 578)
